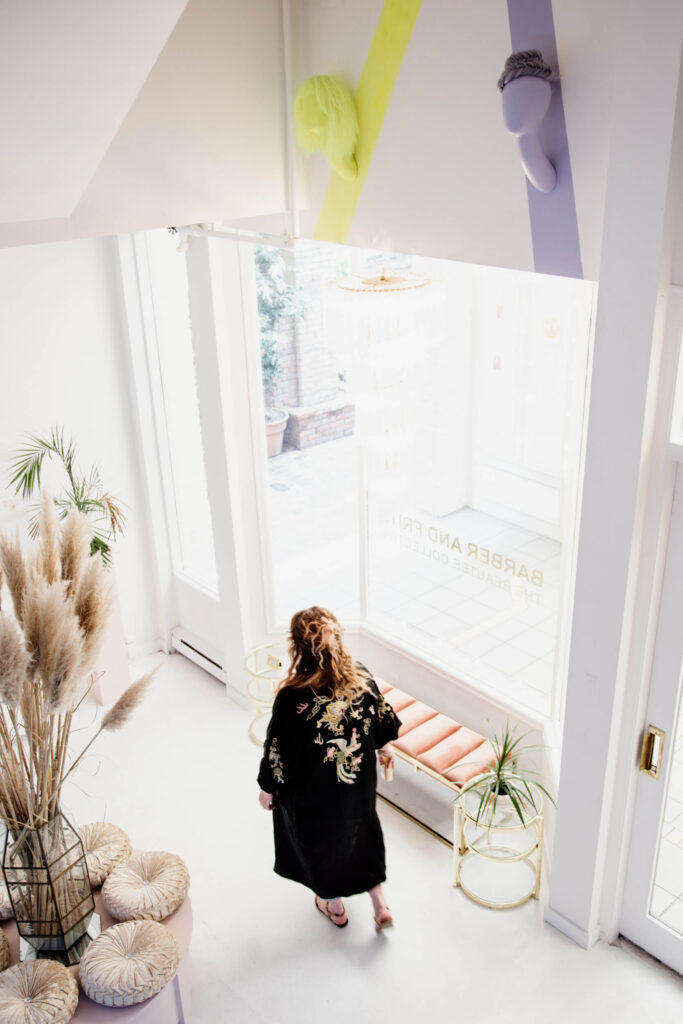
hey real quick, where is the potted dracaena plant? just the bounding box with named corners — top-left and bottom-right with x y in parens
top-left (461, 720), bottom-right (555, 829)
top-left (0, 494), bottom-right (155, 963)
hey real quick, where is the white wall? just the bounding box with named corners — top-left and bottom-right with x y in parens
top-left (290, 0), bottom-right (616, 280)
top-left (0, 0), bottom-right (287, 248)
top-left (0, 0), bottom-right (188, 224)
top-left (544, 1), bottom-right (683, 948)
top-left (0, 237), bottom-right (161, 655)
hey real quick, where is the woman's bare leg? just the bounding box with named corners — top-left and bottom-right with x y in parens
top-left (369, 884), bottom-right (385, 911)
top-left (369, 884), bottom-right (393, 928)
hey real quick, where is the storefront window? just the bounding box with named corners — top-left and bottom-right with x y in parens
top-left (256, 241), bottom-right (595, 717)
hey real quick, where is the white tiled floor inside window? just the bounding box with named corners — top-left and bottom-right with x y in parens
top-left (62, 653), bottom-right (682, 1023)
top-left (651, 710), bottom-right (683, 930)
top-left (268, 437), bottom-right (562, 714)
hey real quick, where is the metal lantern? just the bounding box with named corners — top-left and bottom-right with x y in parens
top-left (3, 812), bottom-right (95, 964)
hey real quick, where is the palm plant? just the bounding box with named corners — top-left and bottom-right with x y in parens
top-left (461, 721), bottom-right (555, 828)
top-left (8, 427), bottom-right (125, 565)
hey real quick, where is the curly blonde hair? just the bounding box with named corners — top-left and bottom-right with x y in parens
top-left (280, 606), bottom-right (369, 703)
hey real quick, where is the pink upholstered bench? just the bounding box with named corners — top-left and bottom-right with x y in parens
top-left (377, 680), bottom-right (494, 849)
top-left (377, 680), bottom-right (494, 789)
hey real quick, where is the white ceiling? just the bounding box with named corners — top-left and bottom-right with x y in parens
top-left (0, 0), bottom-right (189, 223)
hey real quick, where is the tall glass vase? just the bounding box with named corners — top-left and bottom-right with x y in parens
top-left (2, 812), bottom-right (95, 964)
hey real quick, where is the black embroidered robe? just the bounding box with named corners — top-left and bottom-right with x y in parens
top-left (257, 674), bottom-right (401, 898)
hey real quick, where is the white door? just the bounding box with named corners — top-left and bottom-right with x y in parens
top-left (620, 464), bottom-right (683, 970)
top-left (120, 230), bottom-right (256, 691)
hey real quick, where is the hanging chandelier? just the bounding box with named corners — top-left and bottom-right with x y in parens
top-left (325, 266), bottom-right (445, 480)
top-left (336, 269), bottom-right (429, 294)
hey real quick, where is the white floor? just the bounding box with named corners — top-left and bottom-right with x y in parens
top-left (64, 653), bottom-right (683, 1023)
top-left (652, 710), bottom-right (683, 930)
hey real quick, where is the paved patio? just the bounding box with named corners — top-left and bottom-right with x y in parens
top-left (266, 435), bottom-right (563, 716)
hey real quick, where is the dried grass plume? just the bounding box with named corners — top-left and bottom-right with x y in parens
top-left (0, 613), bottom-right (30, 708)
top-left (0, 532), bottom-right (27, 625)
top-left (39, 490), bottom-right (61, 585)
top-left (59, 507), bottom-right (92, 595)
top-left (73, 555), bottom-right (113, 674)
top-left (102, 670), bottom-right (157, 732)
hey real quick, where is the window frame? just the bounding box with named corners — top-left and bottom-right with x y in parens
top-left (234, 239), bottom-right (596, 727)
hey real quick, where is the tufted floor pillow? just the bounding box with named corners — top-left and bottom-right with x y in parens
top-left (78, 822), bottom-right (132, 887)
top-left (0, 884), bottom-right (13, 921)
top-left (102, 851), bottom-right (190, 922)
top-left (0, 929), bottom-right (9, 972)
top-left (0, 960), bottom-right (78, 1023)
top-left (79, 919), bottom-right (179, 1007)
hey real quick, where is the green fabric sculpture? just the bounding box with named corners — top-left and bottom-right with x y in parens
top-left (293, 75), bottom-right (359, 181)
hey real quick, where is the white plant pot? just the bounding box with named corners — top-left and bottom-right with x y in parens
top-left (495, 794), bottom-right (516, 818)
top-left (90, 568), bottom-right (131, 706)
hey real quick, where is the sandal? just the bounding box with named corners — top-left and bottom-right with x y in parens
top-left (373, 905), bottom-right (393, 932)
top-left (315, 896), bottom-right (348, 928)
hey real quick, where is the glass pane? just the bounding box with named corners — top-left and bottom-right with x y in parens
top-left (650, 667), bottom-right (683, 931)
top-left (254, 240), bottom-right (594, 718)
top-left (330, 256), bottom-right (594, 717)
top-left (255, 243), bottom-right (360, 625)
top-left (145, 230), bottom-right (218, 592)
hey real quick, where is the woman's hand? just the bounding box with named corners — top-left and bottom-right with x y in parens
top-left (259, 790), bottom-right (274, 811)
top-left (377, 747), bottom-right (395, 771)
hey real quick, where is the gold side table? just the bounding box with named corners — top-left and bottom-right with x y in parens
top-left (245, 643), bottom-right (289, 746)
top-left (454, 782), bottom-right (544, 909)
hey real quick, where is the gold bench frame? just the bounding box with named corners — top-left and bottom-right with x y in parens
top-left (380, 743), bottom-right (543, 903)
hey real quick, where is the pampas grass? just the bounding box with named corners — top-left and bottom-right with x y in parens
top-left (59, 507), bottom-right (91, 596)
top-left (101, 671), bottom-right (156, 732)
top-left (65, 670), bottom-right (157, 782)
top-left (0, 494), bottom-right (152, 830)
top-left (39, 489), bottom-right (61, 586)
top-left (72, 555), bottom-right (113, 671)
top-left (0, 614), bottom-right (30, 708)
top-left (0, 533), bottom-right (27, 625)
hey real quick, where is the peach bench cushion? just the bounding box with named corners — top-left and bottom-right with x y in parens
top-left (377, 681), bottom-right (492, 784)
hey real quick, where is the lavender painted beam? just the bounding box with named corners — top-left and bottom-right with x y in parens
top-left (506, 0), bottom-right (583, 279)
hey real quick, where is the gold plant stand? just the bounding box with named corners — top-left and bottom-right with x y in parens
top-left (454, 782), bottom-right (544, 909)
top-left (244, 643), bottom-right (289, 746)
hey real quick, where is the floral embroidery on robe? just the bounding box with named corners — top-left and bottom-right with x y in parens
top-left (256, 668), bottom-right (402, 898)
top-left (268, 738), bottom-right (285, 784)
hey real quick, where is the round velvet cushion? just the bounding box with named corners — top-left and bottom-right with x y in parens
top-left (78, 919), bottom-right (179, 1007)
top-left (102, 851), bottom-right (190, 922)
top-left (78, 822), bottom-right (132, 887)
top-left (0, 960), bottom-right (78, 1023)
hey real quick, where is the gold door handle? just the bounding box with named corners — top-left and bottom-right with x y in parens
top-left (640, 725), bottom-right (666, 779)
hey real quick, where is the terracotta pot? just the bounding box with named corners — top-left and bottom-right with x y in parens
top-left (265, 410), bottom-right (289, 457)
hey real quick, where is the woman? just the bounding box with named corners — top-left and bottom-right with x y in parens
top-left (257, 606), bottom-right (401, 930)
